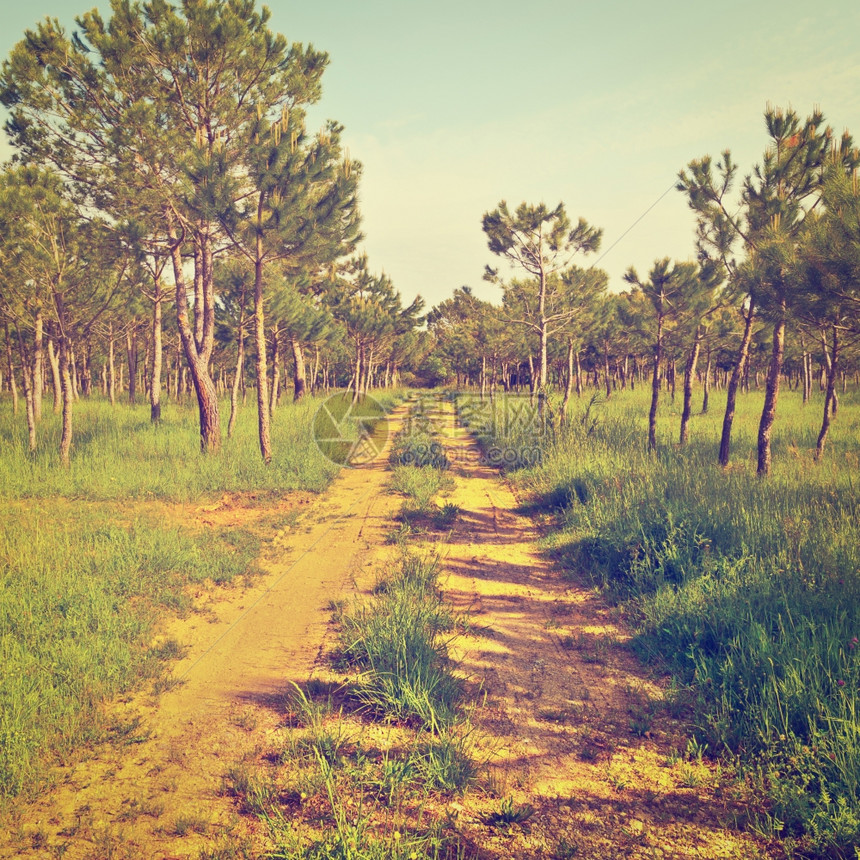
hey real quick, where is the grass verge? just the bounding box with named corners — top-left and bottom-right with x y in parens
top-left (0, 390), bottom-right (404, 501)
top-left (0, 501), bottom-right (264, 799)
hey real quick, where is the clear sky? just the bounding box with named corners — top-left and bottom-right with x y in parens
top-left (1, 0), bottom-right (858, 310)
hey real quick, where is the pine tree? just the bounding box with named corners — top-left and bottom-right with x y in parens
top-left (1, 0), bottom-right (343, 454)
top-left (482, 201), bottom-right (602, 412)
top-left (624, 259), bottom-right (699, 452)
top-left (679, 106), bottom-right (859, 474)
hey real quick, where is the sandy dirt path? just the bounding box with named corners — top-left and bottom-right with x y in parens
top-left (1, 405), bottom-right (408, 860)
top-left (420, 399), bottom-right (771, 859)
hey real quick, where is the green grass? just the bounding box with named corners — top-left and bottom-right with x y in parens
top-left (0, 388), bottom-right (406, 801)
top-left (389, 397), bottom-right (455, 526)
top-left (456, 385), bottom-right (860, 859)
top-left (336, 553), bottom-right (460, 730)
top-left (0, 390), bottom-right (403, 501)
top-left (0, 502), bottom-right (263, 798)
top-left (390, 465), bottom-right (452, 514)
top-left (389, 396), bottom-right (450, 471)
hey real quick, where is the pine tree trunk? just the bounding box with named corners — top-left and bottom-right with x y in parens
top-left (108, 327), bottom-right (116, 406)
top-left (757, 304), bottom-right (786, 477)
top-left (679, 328), bottom-right (702, 445)
top-left (363, 344), bottom-right (375, 396)
top-left (527, 354), bottom-right (535, 402)
top-left (604, 346), bottom-right (612, 399)
top-left (270, 326), bottom-right (281, 416)
top-left (702, 346), bottom-right (711, 414)
top-left (47, 336), bottom-right (61, 413)
top-left (32, 309), bottom-right (43, 422)
top-left (126, 328), bottom-right (137, 405)
top-left (291, 337), bottom-right (306, 402)
top-left (168, 225), bottom-right (221, 454)
top-left (193, 242), bottom-right (205, 352)
top-left (351, 343), bottom-right (362, 403)
top-left (311, 346), bottom-right (320, 393)
top-left (252, 254), bottom-right (271, 462)
top-left (150, 280), bottom-right (163, 423)
top-left (51, 289), bottom-right (75, 468)
top-left (648, 321), bottom-right (662, 453)
top-left (819, 327), bottom-right (839, 416)
top-left (3, 320), bottom-right (18, 415)
top-left (15, 327), bottom-right (37, 452)
top-left (815, 325), bottom-right (838, 461)
top-left (719, 302), bottom-right (755, 467)
top-left (70, 346), bottom-right (80, 401)
top-left (560, 340), bottom-right (574, 423)
top-left (58, 335), bottom-right (74, 467)
top-left (480, 355), bottom-right (487, 401)
top-left (80, 338), bottom-right (93, 397)
top-left (228, 314), bottom-right (246, 439)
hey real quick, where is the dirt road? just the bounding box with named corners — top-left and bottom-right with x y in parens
top-left (2, 396), bottom-right (772, 859)
top-left (1, 406), bottom-right (408, 860)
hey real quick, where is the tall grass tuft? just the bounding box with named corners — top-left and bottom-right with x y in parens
top-left (337, 553), bottom-right (460, 730)
top-left (457, 387), bottom-right (860, 858)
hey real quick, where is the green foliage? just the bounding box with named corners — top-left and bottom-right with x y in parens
top-left (337, 553), bottom-right (459, 730)
top-left (390, 466), bottom-right (451, 514)
top-left (481, 796), bottom-right (536, 828)
top-left (389, 426), bottom-right (449, 470)
top-left (412, 728), bottom-right (477, 793)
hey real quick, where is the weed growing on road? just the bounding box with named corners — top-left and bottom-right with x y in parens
top-left (337, 553), bottom-right (460, 730)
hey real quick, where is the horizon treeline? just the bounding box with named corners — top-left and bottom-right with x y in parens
top-left (431, 106), bottom-right (860, 474)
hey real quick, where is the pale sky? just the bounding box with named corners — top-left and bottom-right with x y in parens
top-left (1, 0), bottom-right (859, 309)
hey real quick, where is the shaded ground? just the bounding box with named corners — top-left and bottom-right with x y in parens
top-left (401, 400), bottom-right (774, 859)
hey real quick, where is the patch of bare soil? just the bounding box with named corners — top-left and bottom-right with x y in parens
top-left (411, 400), bottom-right (775, 859)
top-left (0, 409), bottom-right (409, 860)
